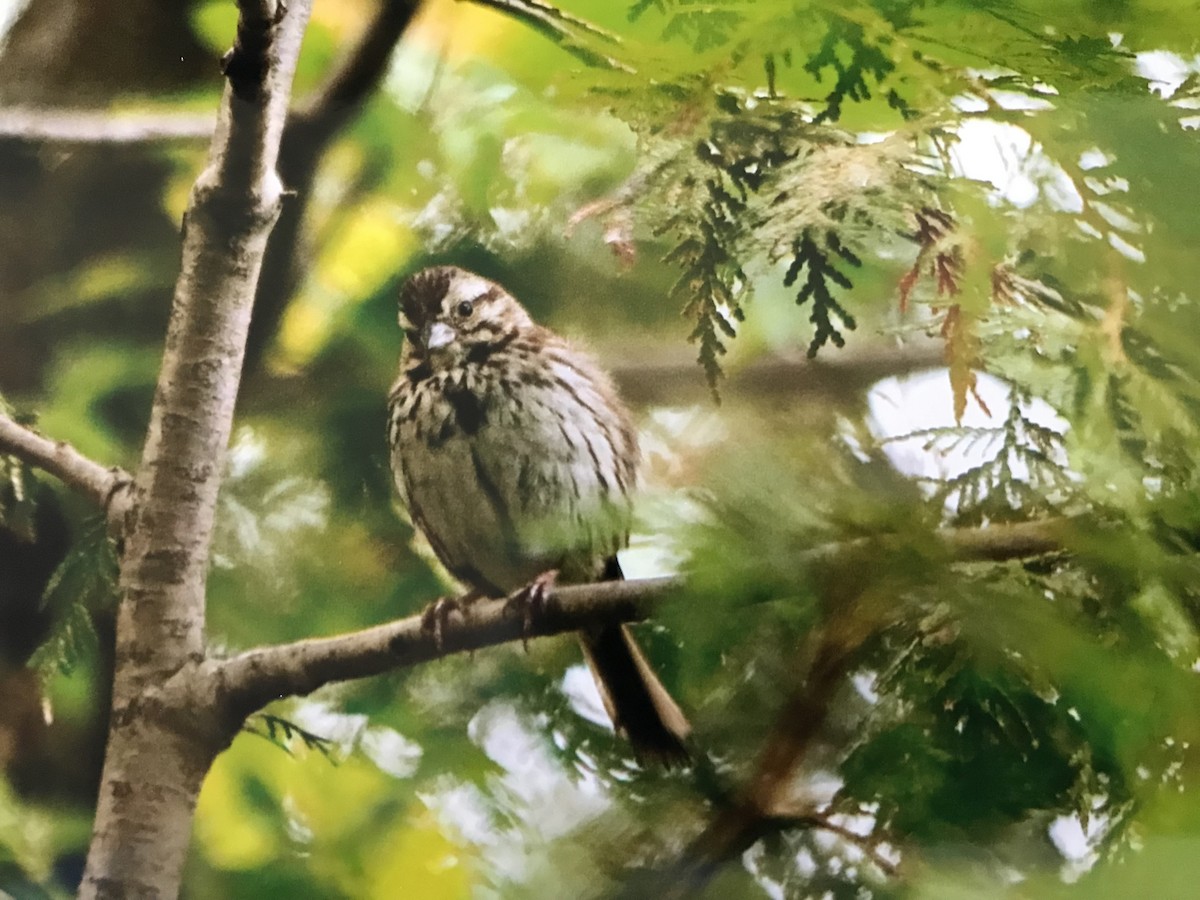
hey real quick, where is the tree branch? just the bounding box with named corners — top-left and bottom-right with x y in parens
top-left (245, 0), bottom-right (421, 370)
top-left (611, 340), bottom-right (945, 406)
top-left (214, 576), bottom-right (680, 717)
top-left (0, 411), bottom-right (131, 529)
top-left (212, 518), bottom-right (1070, 721)
top-left (0, 107), bottom-right (215, 144)
top-left (293, 0), bottom-right (420, 142)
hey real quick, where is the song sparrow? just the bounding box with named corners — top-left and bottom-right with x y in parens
top-left (387, 265), bottom-right (690, 761)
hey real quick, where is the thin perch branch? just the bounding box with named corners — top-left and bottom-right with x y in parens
top-left (214, 577), bottom-right (680, 716)
top-left (214, 518), bottom-right (1071, 718)
top-left (0, 411), bottom-right (131, 529)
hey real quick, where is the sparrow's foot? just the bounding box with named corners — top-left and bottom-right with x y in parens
top-left (420, 596), bottom-right (459, 650)
top-left (420, 591), bottom-right (482, 650)
top-left (505, 569), bottom-right (559, 651)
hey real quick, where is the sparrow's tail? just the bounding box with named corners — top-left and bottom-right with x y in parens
top-left (578, 557), bottom-right (691, 763)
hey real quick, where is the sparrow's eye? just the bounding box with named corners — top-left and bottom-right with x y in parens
top-left (455, 300), bottom-right (474, 319)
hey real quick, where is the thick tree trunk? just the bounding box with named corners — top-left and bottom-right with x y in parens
top-left (80, 717), bottom-right (217, 899)
top-left (75, 2), bottom-right (314, 895)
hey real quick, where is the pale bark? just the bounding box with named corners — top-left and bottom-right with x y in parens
top-left (77, 1), bottom-right (313, 896)
top-left (0, 412), bottom-right (131, 530)
top-left (0, 108), bottom-right (215, 144)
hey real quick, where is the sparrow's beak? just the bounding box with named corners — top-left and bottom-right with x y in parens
top-left (423, 321), bottom-right (455, 351)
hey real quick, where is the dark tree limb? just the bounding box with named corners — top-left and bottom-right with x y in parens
top-left (293, 0), bottom-right (421, 142)
top-left (0, 411), bottom-right (132, 532)
top-left (245, 0), bottom-right (421, 370)
top-left (611, 340), bottom-right (945, 406)
top-left (658, 618), bottom-right (872, 897)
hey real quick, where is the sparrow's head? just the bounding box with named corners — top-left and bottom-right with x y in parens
top-left (398, 266), bottom-right (532, 368)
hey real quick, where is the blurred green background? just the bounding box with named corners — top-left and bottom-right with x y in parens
top-left (5, 0), bottom-right (1200, 897)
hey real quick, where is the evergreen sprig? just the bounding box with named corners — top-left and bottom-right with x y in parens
top-left (784, 228), bottom-right (861, 356)
top-left (893, 390), bottom-right (1074, 525)
top-left (244, 713), bottom-right (338, 760)
top-left (804, 13), bottom-right (912, 123)
top-left (659, 170), bottom-right (748, 394)
top-left (632, 94), bottom-right (913, 389)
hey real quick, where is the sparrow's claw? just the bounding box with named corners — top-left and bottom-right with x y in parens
top-left (505, 569), bottom-right (559, 652)
top-left (420, 596), bottom-right (461, 651)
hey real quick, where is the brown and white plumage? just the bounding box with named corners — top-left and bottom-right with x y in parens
top-left (387, 266), bottom-right (690, 761)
